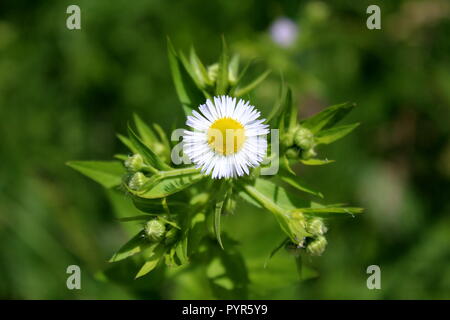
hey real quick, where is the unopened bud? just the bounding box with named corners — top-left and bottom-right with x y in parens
top-left (285, 147), bottom-right (300, 159)
top-left (144, 219), bottom-right (166, 242)
top-left (306, 235), bottom-right (327, 256)
top-left (294, 127), bottom-right (314, 150)
top-left (282, 132), bottom-right (295, 148)
top-left (125, 154), bottom-right (144, 172)
top-left (307, 218), bottom-right (327, 236)
top-left (301, 147), bottom-right (317, 159)
top-left (128, 172), bottom-right (148, 191)
top-left (289, 211), bottom-right (309, 242)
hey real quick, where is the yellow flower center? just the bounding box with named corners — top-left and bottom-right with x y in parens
top-left (207, 118), bottom-right (246, 155)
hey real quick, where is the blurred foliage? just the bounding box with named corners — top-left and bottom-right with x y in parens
top-left (0, 0), bottom-right (449, 299)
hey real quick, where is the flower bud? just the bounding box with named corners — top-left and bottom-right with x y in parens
top-left (294, 127), bottom-right (314, 150)
top-left (289, 211), bottom-right (309, 243)
top-left (144, 219), bottom-right (166, 242)
top-left (301, 147), bottom-right (317, 160)
top-left (282, 132), bottom-right (295, 148)
top-left (128, 172), bottom-right (148, 191)
top-left (306, 235), bottom-right (327, 256)
top-left (307, 218), bottom-right (327, 236)
top-left (124, 154), bottom-right (144, 172)
top-left (285, 147), bottom-right (300, 159)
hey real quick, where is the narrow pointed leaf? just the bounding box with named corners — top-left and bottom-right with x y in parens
top-left (315, 123), bottom-right (360, 145)
top-left (128, 126), bottom-right (171, 171)
top-left (179, 50), bottom-right (204, 89)
top-left (234, 70), bottom-right (271, 97)
top-left (300, 158), bottom-right (335, 166)
top-left (133, 113), bottom-right (158, 146)
top-left (175, 236), bottom-right (189, 264)
top-left (282, 154), bottom-right (296, 175)
top-left (114, 154), bottom-right (128, 161)
top-left (294, 207), bottom-right (364, 218)
top-left (152, 123), bottom-right (171, 150)
top-left (167, 38), bottom-right (204, 115)
top-left (117, 134), bottom-right (138, 154)
top-left (216, 37), bottom-right (229, 95)
top-left (267, 79), bottom-right (286, 122)
top-left (129, 169), bottom-right (203, 199)
top-left (264, 238), bottom-right (289, 268)
top-left (135, 247), bottom-right (164, 279)
top-left (67, 161), bottom-right (124, 188)
top-left (109, 231), bottom-right (148, 262)
top-left (131, 196), bottom-right (186, 214)
top-left (228, 54), bottom-right (240, 84)
top-left (282, 87), bottom-right (297, 130)
top-left (214, 194), bottom-right (226, 250)
top-left (280, 176), bottom-right (323, 198)
top-left (301, 102), bottom-right (355, 133)
top-left (229, 59), bottom-right (252, 95)
top-left (190, 46), bottom-right (211, 86)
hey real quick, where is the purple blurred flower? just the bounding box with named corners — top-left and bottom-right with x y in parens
top-left (269, 17), bottom-right (299, 47)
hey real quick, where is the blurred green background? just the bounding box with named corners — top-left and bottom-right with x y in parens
top-left (0, 0), bottom-right (449, 299)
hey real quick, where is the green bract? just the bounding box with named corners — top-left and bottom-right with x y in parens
top-left (67, 40), bottom-right (363, 280)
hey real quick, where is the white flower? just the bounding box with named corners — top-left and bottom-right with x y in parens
top-left (183, 96), bottom-right (269, 179)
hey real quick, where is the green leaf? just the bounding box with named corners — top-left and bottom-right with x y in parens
top-left (229, 59), bottom-right (252, 95)
top-left (301, 102), bottom-right (356, 133)
top-left (129, 168), bottom-right (203, 199)
top-left (179, 50), bottom-right (205, 90)
top-left (294, 206), bottom-right (364, 218)
top-left (133, 113), bottom-right (158, 146)
top-left (152, 123), bottom-right (171, 151)
top-left (299, 158), bottom-right (335, 166)
top-left (267, 78), bottom-right (286, 123)
top-left (282, 154), bottom-right (296, 175)
top-left (234, 69), bottom-right (271, 97)
top-left (283, 87), bottom-right (297, 131)
top-left (279, 176), bottom-right (323, 198)
top-left (214, 191), bottom-right (228, 250)
top-left (117, 134), bottom-right (138, 154)
top-left (190, 46), bottom-right (211, 86)
top-left (128, 126), bottom-right (172, 171)
top-left (167, 38), bottom-right (205, 115)
top-left (264, 238), bottom-right (289, 268)
top-left (114, 154), bottom-right (128, 161)
top-left (109, 231), bottom-right (148, 263)
top-left (131, 196), bottom-right (186, 214)
top-left (315, 123), bottom-right (360, 145)
top-left (67, 161), bottom-right (124, 188)
top-left (135, 246), bottom-right (164, 279)
top-left (175, 237), bottom-right (189, 265)
top-left (216, 36), bottom-right (229, 95)
top-left (228, 54), bottom-right (240, 84)
top-left (117, 215), bottom-right (153, 222)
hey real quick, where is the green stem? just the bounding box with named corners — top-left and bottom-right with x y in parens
top-left (159, 167), bottom-right (200, 177)
top-left (241, 184), bottom-right (293, 240)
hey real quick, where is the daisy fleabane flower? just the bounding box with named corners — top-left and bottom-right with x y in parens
top-left (183, 96), bottom-right (269, 179)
